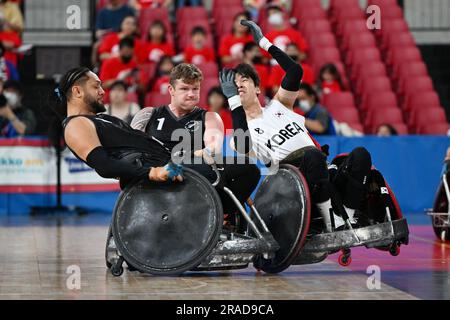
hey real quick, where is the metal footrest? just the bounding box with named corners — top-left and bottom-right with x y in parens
top-left (302, 218), bottom-right (409, 253)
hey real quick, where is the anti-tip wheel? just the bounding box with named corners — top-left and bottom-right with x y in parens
top-left (389, 245), bottom-right (400, 256)
top-left (111, 265), bottom-right (124, 277)
top-left (338, 254), bottom-right (352, 267)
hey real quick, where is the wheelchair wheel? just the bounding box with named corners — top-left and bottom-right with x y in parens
top-left (111, 168), bottom-right (223, 276)
top-left (432, 179), bottom-right (450, 242)
top-left (253, 164), bottom-right (311, 274)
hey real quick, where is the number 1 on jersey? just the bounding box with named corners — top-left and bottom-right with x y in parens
top-left (156, 117), bottom-right (165, 130)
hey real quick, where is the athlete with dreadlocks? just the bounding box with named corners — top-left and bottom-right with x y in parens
top-left (58, 67), bottom-right (183, 187)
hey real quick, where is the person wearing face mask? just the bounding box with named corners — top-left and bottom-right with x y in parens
top-left (99, 37), bottom-right (140, 91)
top-left (263, 5), bottom-right (308, 59)
top-left (98, 15), bottom-right (142, 62)
top-left (297, 83), bottom-right (336, 136)
top-left (0, 80), bottom-right (36, 137)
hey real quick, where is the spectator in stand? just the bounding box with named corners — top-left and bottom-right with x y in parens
top-left (0, 42), bottom-right (19, 81)
top-left (219, 11), bottom-right (253, 68)
top-left (0, 12), bottom-right (21, 67)
top-left (128, 0), bottom-right (173, 11)
top-left (206, 86), bottom-right (232, 132)
top-left (148, 55), bottom-right (174, 94)
top-left (100, 37), bottom-right (139, 90)
top-left (95, 0), bottom-right (135, 39)
top-left (0, 80), bottom-right (36, 137)
top-left (297, 83), bottom-right (336, 135)
top-left (318, 63), bottom-right (344, 96)
top-left (264, 5), bottom-right (308, 54)
top-left (244, 0), bottom-right (288, 21)
top-left (104, 80), bottom-right (141, 124)
top-left (242, 41), bottom-right (269, 93)
top-left (376, 124), bottom-right (398, 137)
top-left (0, 0), bottom-right (23, 34)
top-left (98, 15), bottom-right (142, 62)
top-left (175, 0), bottom-right (202, 8)
top-left (183, 26), bottom-right (215, 66)
top-left (139, 20), bottom-right (175, 64)
top-left (269, 42), bottom-right (314, 94)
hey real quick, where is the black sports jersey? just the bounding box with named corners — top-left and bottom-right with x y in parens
top-left (144, 105), bottom-right (206, 153)
top-left (62, 114), bottom-right (171, 167)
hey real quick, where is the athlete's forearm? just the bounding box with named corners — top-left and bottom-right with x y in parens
top-left (231, 107), bottom-right (253, 154)
top-left (86, 146), bottom-right (149, 180)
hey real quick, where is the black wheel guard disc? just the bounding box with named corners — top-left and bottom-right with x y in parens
top-left (253, 164), bottom-right (311, 273)
top-left (112, 168), bottom-right (223, 275)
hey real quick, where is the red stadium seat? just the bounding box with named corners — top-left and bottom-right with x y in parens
top-left (382, 31), bottom-right (416, 53)
top-left (359, 76), bottom-right (392, 106)
top-left (329, 0), bottom-right (361, 14)
top-left (144, 92), bottom-right (170, 107)
top-left (308, 32), bottom-right (337, 49)
top-left (199, 78), bottom-right (220, 108)
top-left (212, 5), bottom-right (244, 27)
top-left (388, 47), bottom-right (422, 69)
top-left (329, 106), bottom-right (360, 124)
top-left (334, 7), bottom-right (365, 30)
top-left (401, 77), bottom-right (434, 107)
top-left (363, 91), bottom-right (398, 113)
top-left (367, 0), bottom-right (399, 8)
top-left (322, 92), bottom-right (356, 110)
top-left (292, 0), bottom-right (323, 16)
top-left (403, 91), bottom-right (441, 112)
top-left (353, 63), bottom-right (388, 91)
top-left (197, 62), bottom-right (219, 79)
top-left (379, 5), bottom-right (404, 19)
top-left (414, 108), bottom-right (447, 128)
top-left (366, 108), bottom-right (404, 131)
top-left (345, 33), bottom-right (377, 52)
top-left (338, 20), bottom-right (369, 39)
top-left (301, 20), bottom-right (332, 37)
top-left (138, 8), bottom-right (171, 37)
top-left (176, 7), bottom-right (208, 22)
top-left (348, 48), bottom-right (382, 71)
top-left (417, 123), bottom-right (450, 135)
top-left (311, 47), bottom-right (341, 74)
top-left (295, 6), bottom-right (327, 23)
top-left (138, 63), bottom-right (157, 88)
top-left (394, 61), bottom-right (428, 86)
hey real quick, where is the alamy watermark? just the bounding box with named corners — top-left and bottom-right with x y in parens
top-left (366, 265), bottom-right (381, 290)
top-left (66, 265), bottom-right (81, 290)
top-left (66, 5), bottom-right (81, 30)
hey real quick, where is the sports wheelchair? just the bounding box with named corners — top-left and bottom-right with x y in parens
top-left (105, 155), bottom-right (409, 276)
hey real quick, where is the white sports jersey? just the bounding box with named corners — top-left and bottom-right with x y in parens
top-left (247, 99), bottom-right (316, 167)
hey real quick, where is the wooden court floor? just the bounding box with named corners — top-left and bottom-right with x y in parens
top-left (0, 214), bottom-right (448, 300)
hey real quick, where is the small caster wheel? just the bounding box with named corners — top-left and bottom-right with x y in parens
top-left (389, 244), bottom-right (400, 256)
top-left (338, 254), bottom-right (352, 267)
top-left (111, 264), bottom-right (123, 277)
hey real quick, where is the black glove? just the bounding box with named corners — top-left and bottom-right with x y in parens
top-left (240, 20), bottom-right (264, 44)
top-left (219, 69), bottom-right (238, 99)
top-left (0, 94), bottom-right (7, 108)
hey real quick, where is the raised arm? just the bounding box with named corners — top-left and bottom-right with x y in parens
top-left (241, 20), bottom-right (303, 110)
top-left (219, 69), bottom-right (253, 155)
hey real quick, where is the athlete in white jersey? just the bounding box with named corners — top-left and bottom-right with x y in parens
top-left (246, 98), bottom-right (315, 170)
top-left (219, 20), bottom-right (373, 233)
